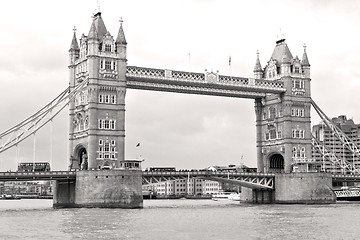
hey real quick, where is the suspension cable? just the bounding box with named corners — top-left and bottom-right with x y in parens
top-left (33, 125), bottom-right (36, 172)
top-left (49, 113), bottom-right (53, 171)
top-left (311, 98), bottom-right (360, 174)
top-left (0, 79), bottom-right (88, 155)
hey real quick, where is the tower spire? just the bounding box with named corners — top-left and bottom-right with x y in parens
top-left (116, 17), bottom-right (127, 45)
top-left (69, 26), bottom-right (79, 51)
top-left (253, 50), bottom-right (263, 79)
top-left (301, 43), bottom-right (310, 66)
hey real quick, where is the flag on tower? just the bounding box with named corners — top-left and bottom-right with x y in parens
top-left (136, 143), bottom-right (140, 147)
top-left (229, 56), bottom-right (231, 66)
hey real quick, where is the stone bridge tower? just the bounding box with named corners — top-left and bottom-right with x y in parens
top-left (68, 12), bottom-right (127, 170)
top-left (254, 39), bottom-right (311, 173)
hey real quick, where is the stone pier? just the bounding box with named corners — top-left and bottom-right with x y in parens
top-left (240, 172), bottom-right (336, 204)
top-left (53, 170), bottom-right (143, 208)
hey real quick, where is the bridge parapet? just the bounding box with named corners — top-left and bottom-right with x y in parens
top-left (0, 171), bottom-right (76, 181)
top-left (126, 66), bottom-right (285, 98)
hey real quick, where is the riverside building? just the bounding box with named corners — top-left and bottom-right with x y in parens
top-left (311, 115), bottom-right (360, 174)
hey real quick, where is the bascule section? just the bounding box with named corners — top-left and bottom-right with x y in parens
top-left (68, 12), bottom-right (127, 171)
top-left (254, 39), bottom-right (312, 174)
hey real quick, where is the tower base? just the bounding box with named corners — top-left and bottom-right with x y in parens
top-left (240, 172), bottom-right (336, 204)
top-left (53, 170), bottom-right (143, 208)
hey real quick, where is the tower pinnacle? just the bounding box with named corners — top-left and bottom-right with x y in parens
top-left (301, 43), bottom-right (310, 66)
top-left (116, 17), bottom-right (127, 45)
top-left (69, 26), bottom-right (79, 51)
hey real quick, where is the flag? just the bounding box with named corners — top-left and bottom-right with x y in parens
top-left (136, 143), bottom-right (140, 147)
top-left (229, 56), bottom-right (231, 66)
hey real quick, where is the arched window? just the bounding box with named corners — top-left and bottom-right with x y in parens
top-left (269, 107), bottom-right (276, 120)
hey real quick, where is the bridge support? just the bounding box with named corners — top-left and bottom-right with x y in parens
top-left (240, 188), bottom-right (274, 204)
top-left (53, 170), bottom-right (143, 208)
top-left (275, 172), bottom-right (335, 204)
top-left (240, 172), bottom-right (335, 204)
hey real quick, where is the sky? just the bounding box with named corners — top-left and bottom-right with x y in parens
top-left (1, 0), bottom-right (360, 171)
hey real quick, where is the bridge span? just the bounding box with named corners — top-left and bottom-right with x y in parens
top-left (142, 171), bottom-right (275, 190)
top-left (2, 170), bottom-right (360, 192)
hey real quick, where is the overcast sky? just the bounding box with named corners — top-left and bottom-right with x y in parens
top-left (1, 0), bottom-right (360, 171)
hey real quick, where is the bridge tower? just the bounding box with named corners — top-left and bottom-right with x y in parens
top-left (254, 39), bottom-right (311, 173)
top-left (68, 12), bottom-right (127, 170)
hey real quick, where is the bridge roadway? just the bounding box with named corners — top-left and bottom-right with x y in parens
top-left (0, 171), bottom-right (76, 181)
top-left (1, 171), bottom-right (360, 190)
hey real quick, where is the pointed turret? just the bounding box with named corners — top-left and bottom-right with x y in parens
top-left (69, 28), bottom-right (79, 51)
top-left (116, 18), bottom-right (127, 45)
top-left (271, 39), bottom-right (293, 66)
top-left (116, 18), bottom-right (127, 59)
top-left (253, 50), bottom-right (263, 79)
top-left (88, 20), bottom-right (98, 40)
top-left (69, 27), bottom-right (79, 65)
top-left (301, 44), bottom-right (310, 78)
top-left (92, 12), bottom-right (108, 41)
top-left (301, 44), bottom-right (310, 67)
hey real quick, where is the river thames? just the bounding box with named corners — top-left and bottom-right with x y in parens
top-left (0, 199), bottom-right (358, 239)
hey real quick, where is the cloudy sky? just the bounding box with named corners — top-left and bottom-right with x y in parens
top-left (1, 0), bottom-right (360, 171)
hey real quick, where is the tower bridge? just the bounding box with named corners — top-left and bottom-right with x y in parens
top-left (0, 11), bottom-right (359, 206)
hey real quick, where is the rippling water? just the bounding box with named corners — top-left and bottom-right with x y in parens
top-left (0, 199), bottom-right (359, 240)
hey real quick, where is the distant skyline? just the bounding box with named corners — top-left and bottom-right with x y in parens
top-left (1, 0), bottom-right (360, 171)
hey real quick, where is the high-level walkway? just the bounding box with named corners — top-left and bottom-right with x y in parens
top-left (126, 66), bottom-right (286, 98)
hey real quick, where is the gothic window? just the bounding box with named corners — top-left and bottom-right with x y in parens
top-left (277, 131), bottom-right (282, 139)
top-left (100, 60), bottom-right (104, 69)
top-left (300, 147), bottom-right (306, 158)
top-left (105, 95), bottom-right (110, 103)
top-left (98, 120), bottom-right (103, 129)
top-left (99, 139), bottom-right (103, 145)
top-left (105, 44), bottom-right (112, 52)
top-left (111, 95), bottom-right (116, 104)
top-left (269, 107), bottom-right (276, 120)
top-left (265, 133), bottom-right (270, 140)
top-left (292, 129), bottom-right (305, 139)
top-left (294, 67), bottom-right (300, 73)
top-left (300, 109), bottom-right (304, 117)
top-left (105, 61), bottom-right (112, 70)
top-left (291, 108), bottom-right (305, 117)
top-left (269, 129), bottom-right (277, 139)
top-left (104, 120), bottom-right (110, 129)
top-left (293, 147), bottom-right (297, 158)
top-left (99, 94), bottom-right (103, 103)
top-left (292, 147), bottom-right (301, 158)
top-left (104, 143), bottom-right (110, 152)
top-left (111, 140), bottom-right (116, 146)
top-left (293, 80), bottom-right (305, 89)
top-left (110, 120), bottom-right (116, 130)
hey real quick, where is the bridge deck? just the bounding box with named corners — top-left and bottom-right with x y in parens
top-left (142, 171), bottom-right (275, 189)
top-left (0, 171), bottom-right (76, 181)
top-left (126, 66), bottom-right (286, 99)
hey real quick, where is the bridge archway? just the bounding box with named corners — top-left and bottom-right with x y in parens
top-left (71, 145), bottom-right (88, 170)
top-left (268, 153), bottom-right (284, 173)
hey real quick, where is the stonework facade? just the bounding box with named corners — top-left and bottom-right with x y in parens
top-left (68, 12), bottom-right (127, 170)
top-left (254, 39), bottom-right (312, 173)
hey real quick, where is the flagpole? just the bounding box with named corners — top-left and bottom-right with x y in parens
top-left (229, 55), bottom-right (232, 80)
top-left (188, 51), bottom-right (191, 73)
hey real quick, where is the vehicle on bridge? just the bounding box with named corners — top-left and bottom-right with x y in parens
top-left (144, 167), bottom-right (176, 172)
top-left (17, 162), bottom-right (50, 172)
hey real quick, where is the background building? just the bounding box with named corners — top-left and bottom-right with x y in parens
top-left (312, 115), bottom-right (360, 174)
